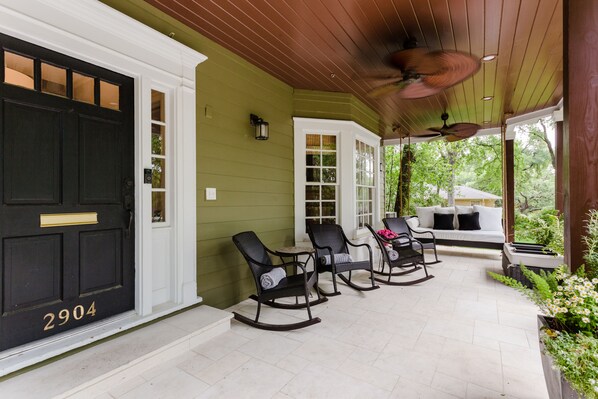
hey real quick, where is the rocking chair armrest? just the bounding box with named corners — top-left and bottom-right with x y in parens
top-left (409, 227), bottom-right (436, 239)
top-left (345, 240), bottom-right (373, 260)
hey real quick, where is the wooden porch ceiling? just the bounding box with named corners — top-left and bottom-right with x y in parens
top-left (145, 0), bottom-right (563, 138)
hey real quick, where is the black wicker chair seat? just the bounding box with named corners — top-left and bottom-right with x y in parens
top-left (384, 217), bottom-right (441, 265)
top-left (366, 224), bottom-right (434, 286)
top-left (232, 231), bottom-right (327, 331)
top-left (307, 223), bottom-right (379, 296)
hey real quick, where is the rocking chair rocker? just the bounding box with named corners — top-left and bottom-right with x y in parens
top-left (307, 223), bottom-right (379, 296)
top-left (366, 223), bottom-right (434, 286)
top-left (232, 231), bottom-right (327, 331)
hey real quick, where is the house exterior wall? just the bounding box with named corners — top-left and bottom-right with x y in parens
top-left (102, 0), bottom-right (382, 310)
top-left (102, 0), bottom-right (294, 309)
top-left (454, 199), bottom-right (498, 207)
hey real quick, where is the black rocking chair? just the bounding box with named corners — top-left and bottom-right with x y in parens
top-left (366, 223), bottom-right (434, 285)
top-left (307, 223), bottom-right (379, 296)
top-left (232, 231), bottom-right (327, 331)
top-left (383, 216), bottom-right (442, 265)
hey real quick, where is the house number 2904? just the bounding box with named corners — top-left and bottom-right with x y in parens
top-left (43, 302), bottom-right (97, 331)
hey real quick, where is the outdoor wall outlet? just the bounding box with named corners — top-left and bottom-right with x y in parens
top-left (205, 187), bottom-right (217, 200)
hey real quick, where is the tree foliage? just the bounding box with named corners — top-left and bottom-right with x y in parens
top-left (384, 118), bottom-right (556, 232)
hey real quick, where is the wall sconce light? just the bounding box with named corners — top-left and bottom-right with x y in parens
top-left (250, 114), bottom-right (269, 140)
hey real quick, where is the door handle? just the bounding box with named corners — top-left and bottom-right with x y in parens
top-left (126, 210), bottom-right (133, 237)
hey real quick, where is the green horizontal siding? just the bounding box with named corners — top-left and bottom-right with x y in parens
top-left (293, 89), bottom-right (382, 135)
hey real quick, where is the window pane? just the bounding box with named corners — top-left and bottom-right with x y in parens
top-left (151, 90), bottom-right (165, 121)
top-left (322, 202), bottom-right (335, 217)
top-left (322, 185), bottom-right (335, 200)
top-left (100, 80), bottom-right (119, 110)
top-left (306, 151), bottom-right (320, 166)
top-left (322, 218), bottom-right (336, 225)
top-left (306, 185), bottom-right (319, 200)
top-left (306, 168), bottom-right (320, 182)
top-left (322, 168), bottom-right (336, 183)
top-left (306, 134), bottom-right (320, 150)
top-left (152, 192), bottom-right (166, 223)
top-left (306, 203), bottom-right (320, 217)
top-left (73, 72), bottom-right (94, 104)
top-left (41, 63), bottom-right (66, 97)
top-left (4, 51), bottom-right (34, 89)
top-left (152, 124), bottom-right (166, 155)
top-left (322, 135), bottom-right (336, 150)
top-left (322, 153), bottom-right (336, 166)
top-left (152, 158), bottom-right (165, 188)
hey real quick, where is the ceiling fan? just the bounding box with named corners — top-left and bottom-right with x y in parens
top-left (419, 113), bottom-right (481, 142)
top-left (368, 39), bottom-right (480, 99)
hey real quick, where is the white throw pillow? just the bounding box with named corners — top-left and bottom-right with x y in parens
top-left (473, 205), bottom-right (503, 231)
top-left (416, 206), bottom-right (439, 228)
top-left (454, 205), bottom-right (474, 229)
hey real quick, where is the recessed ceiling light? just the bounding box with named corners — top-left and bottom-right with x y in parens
top-left (330, 73), bottom-right (336, 78)
top-left (481, 54), bottom-right (497, 62)
top-left (482, 96), bottom-right (493, 101)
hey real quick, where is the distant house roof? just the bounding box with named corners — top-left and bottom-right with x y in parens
top-left (439, 186), bottom-right (501, 200)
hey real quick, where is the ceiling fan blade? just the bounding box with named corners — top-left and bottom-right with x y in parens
top-left (444, 123), bottom-right (480, 138)
top-left (397, 81), bottom-right (443, 99)
top-left (444, 134), bottom-right (468, 142)
top-left (421, 51), bottom-right (481, 89)
top-left (368, 80), bottom-right (406, 97)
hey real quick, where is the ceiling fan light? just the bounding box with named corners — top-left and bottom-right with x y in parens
top-left (481, 54), bottom-right (497, 62)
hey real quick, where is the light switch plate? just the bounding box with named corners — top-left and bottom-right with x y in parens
top-left (205, 187), bottom-right (217, 200)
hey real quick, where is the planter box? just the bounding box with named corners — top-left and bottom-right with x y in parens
top-left (503, 244), bottom-right (564, 287)
top-left (537, 315), bottom-right (584, 399)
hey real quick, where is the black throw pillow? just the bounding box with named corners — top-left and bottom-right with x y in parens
top-left (433, 213), bottom-right (454, 230)
top-left (458, 212), bottom-right (481, 230)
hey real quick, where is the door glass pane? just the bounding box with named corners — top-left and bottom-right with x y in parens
top-left (322, 168), bottom-right (336, 183)
top-left (100, 80), bottom-right (119, 110)
top-left (151, 158), bottom-right (165, 188)
top-left (306, 168), bottom-right (320, 182)
top-left (306, 151), bottom-right (320, 166)
top-left (322, 135), bottom-right (336, 150)
top-left (322, 185), bottom-right (335, 200)
top-left (151, 90), bottom-right (165, 122)
top-left (152, 124), bottom-right (166, 155)
top-left (305, 185), bottom-right (319, 200)
top-left (306, 134), bottom-right (320, 150)
top-left (41, 63), bottom-right (66, 97)
top-left (306, 203), bottom-right (320, 217)
top-left (73, 72), bottom-right (94, 104)
top-left (322, 153), bottom-right (336, 166)
top-left (4, 51), bottom-right (34, 89)
top-left (152, 192), bottom-right (166, 223)
top-left (322, 202), bottom-right (336, 217)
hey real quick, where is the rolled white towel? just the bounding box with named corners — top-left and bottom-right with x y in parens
top-left (260, 267), bottom-right (286, 289)
top-left (320, 253), bottom-right (353, 265)
top-left (387, 249), bottom-right (399, 261)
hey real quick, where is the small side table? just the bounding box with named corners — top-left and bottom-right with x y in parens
top-left (275, 246), bottom-right (315, 272)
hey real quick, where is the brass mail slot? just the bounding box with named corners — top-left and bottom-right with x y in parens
top-left (40, 212), bottom-right (98, 228)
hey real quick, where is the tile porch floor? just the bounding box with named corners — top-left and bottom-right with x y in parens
top-left (9, 247), bottom-right (550, 399)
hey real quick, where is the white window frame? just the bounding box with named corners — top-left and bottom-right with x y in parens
top-left (294, 117), bottom-right (380, 243)
top-left (150, 86), bottom-right (172, 228)
top-left (355, 139), bottom-right (376, 233)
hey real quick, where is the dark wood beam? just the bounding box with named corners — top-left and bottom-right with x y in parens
top-left (555, 120), bottom-right (564, 214)
top-left (563, 0), bottom-right (598, 270)
top-left (505, 138), bottom-right (515, 243)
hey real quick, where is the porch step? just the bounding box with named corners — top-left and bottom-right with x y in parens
top-left (0, 305), bottom-right (232, 399)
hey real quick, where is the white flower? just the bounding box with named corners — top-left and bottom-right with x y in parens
top-left (582, 317), bottom-right (590, 323)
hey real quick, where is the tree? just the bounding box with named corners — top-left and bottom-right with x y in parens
top-left (393, 144), bottom-right (414, 215)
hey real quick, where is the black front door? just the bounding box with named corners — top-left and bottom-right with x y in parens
top-left (0, 34), bottom-right (134, 350)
